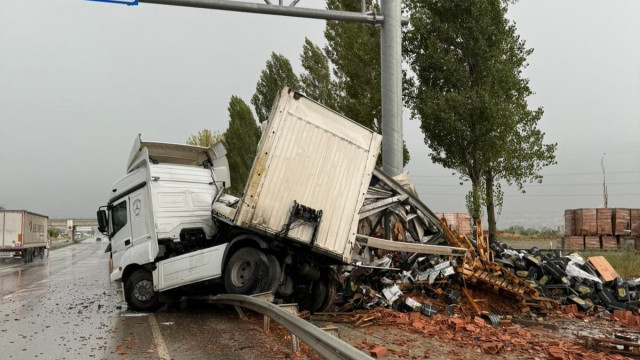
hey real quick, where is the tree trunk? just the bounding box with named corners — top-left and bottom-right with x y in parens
top-left (485, 170), bottom-right (497, 242)
top-left (470, 180), bottom-right (482, 225)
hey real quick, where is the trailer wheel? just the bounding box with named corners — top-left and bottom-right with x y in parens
top-left (301, 276), bottom-right (337, 312)
top-left (124, 269), bottom-right (162, 312)
top-left (258, 254), bottom-right (282, 294)
top-left (224, 248), bottom-right (269, 294)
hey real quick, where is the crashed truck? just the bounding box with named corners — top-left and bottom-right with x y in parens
top-left (97, 88), bottom-right (447, 312)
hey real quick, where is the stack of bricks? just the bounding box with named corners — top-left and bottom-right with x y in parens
top-left (614, 208), bottom-right (631, 235)
top-left (632, 209), bottom-right (640, 236)
top-left (596, 208), bottom-right (613, 235)
top-left (564, 210), bottom-right (575, 236)
top-left (435, 213), bottom-right (472, 235)
top-left (575, 209), bottom-right (597, 236)
top-left (563, 208), bottom-right (640, 250)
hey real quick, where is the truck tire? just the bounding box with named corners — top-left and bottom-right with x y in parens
top-left (125, 269), bottom-right (162, 312)
top-left (258, 254), bottom-right (282, 294)
top-left (224, 248), bottom-right (269, 294)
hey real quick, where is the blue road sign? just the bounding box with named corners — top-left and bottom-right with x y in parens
top-left (84, 0), bottom-right (138, 5)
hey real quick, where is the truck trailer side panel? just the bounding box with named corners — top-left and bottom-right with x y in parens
top-left (234, 89), bottom-right (382, 262)
top-left (0, 210), bottom-right (48, 250)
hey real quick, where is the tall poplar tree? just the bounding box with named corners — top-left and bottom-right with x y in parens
top-left (251, 52), bottom-right (300, 123)
top-left (404, 0), bottom-right (556, 236)
top-left (223, 96), bottom-right (261, 196)
top-left (300, 38), bottom-right (336, 109)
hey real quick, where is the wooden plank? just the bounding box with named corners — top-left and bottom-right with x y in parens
top-left (355, 235), bottom-right (467, 256)
top-left (587, 256), bottom-right (620, 282)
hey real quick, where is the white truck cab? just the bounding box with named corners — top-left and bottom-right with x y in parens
top-left (98, 135), bottom-right (230, 310)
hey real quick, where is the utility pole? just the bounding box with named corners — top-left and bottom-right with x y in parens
top-left (601, 153), bottom-right (608, 208)
top-left (93, 0), bottom-right (408, 176)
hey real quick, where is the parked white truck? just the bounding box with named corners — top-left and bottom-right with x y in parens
top-left (97, 88), bottom-right (382, 311)
top-left (0, 210), bottom-right (49, 263)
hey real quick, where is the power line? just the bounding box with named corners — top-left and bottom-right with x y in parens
top-left (409, 170), bottom-right (640, 178)
top-left (418, 193), bottom-right (640, 197)
top-left (411, 181), bottom-right (640, 187)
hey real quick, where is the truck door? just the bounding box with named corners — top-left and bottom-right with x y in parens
top-left (129, 192), bottom-right (153, 248)
top-left (109, 199), bottom-right (132, 256)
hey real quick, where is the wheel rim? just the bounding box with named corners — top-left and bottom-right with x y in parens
top-left (230, 259), bottom-right (253, 287)
top-left (133, 280), bottom-right (154, 302)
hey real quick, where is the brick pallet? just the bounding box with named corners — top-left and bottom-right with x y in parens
top-left (597, 208), bottom-right (613, 235)
top-left (585, 236), bottom-right (601, 249)
top-left (614, 208), bottom-right (631, 235)
top-left (575, 209), bottom-right (597, 236)
top-left (602, 236), bottom-right (618, 250)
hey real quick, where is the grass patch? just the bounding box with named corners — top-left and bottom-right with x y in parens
top-left (567, 249), bottom-right (640, 279)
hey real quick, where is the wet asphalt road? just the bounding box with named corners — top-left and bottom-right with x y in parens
top-left (0, 239), bottom-right (300, 360)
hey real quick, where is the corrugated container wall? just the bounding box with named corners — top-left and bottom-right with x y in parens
top-left (235, 89), bottom-right (381, 262)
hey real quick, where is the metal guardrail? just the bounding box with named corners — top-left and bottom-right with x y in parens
top-left (205, 294), bottom-right (373, 360)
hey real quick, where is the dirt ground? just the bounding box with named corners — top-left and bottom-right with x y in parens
top-left (246, 306), bottom-right (639, 360)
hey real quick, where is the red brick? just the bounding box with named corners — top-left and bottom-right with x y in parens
top-left (564, 304), bottom-right (578, 314)
top-left (481, 342), bottom-right (504, 354)
top-left (474, 316), bottom-right (487, 327)
top-left (370, 345), bottom-right (387, 358)
top-left (614, 310), bottom-right (632, 322)
top-left (548, 346), bottom-right (564, 360)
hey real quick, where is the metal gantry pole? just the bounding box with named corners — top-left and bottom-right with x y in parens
top-left (380, 0), bottom-right (403, 177)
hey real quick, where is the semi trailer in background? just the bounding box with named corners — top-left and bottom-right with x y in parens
top-left (0, 210), bottom-right (49, 262)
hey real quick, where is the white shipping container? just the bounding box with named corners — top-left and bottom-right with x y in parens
top-left (234, 88), bottom-right (382, 262)
top-left (0, 210), bottom-right (48, 249)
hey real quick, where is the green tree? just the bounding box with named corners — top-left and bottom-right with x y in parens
top-left (223, 96), bottom-right (262, 196)
top-left (186, 129), bottom-right (223, 147)
top-left (325, 0), bottom-right (409, 166)
top-left (300, 38), bottom-right (336, 109)
top-left (251, 52), bottom-right (300, 123)
top-left (404, 0), bottom-right (556, 237)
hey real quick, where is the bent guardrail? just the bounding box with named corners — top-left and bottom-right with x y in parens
top-left (205, 294), bottom-right (373, 360)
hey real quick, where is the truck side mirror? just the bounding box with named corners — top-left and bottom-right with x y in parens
top-left (97, 209), bottom-right (108, 235)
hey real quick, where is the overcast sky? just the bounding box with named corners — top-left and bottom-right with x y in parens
top-left (0, 0), bottom-right (638, 229)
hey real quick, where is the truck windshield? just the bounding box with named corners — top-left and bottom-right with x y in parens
top-left (109, 201), bottom-right (128, 236)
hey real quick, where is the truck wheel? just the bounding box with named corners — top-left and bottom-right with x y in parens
top-left (302, 278), bottom-right (337, 313)
top-left (258, 255), bottom-right (282, 294)
top-left (125, 269), bottom-right (162, 312)
top-left (22, 251), bottom-right (28, 263)
top-left (224, 248), bottom-right (269, 294)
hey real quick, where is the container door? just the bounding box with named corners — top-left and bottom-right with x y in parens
top-left (1, 212), bottom-right (22, 248)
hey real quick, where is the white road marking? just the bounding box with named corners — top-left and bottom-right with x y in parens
top-left (149, 313), bottom-right (171, 360)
